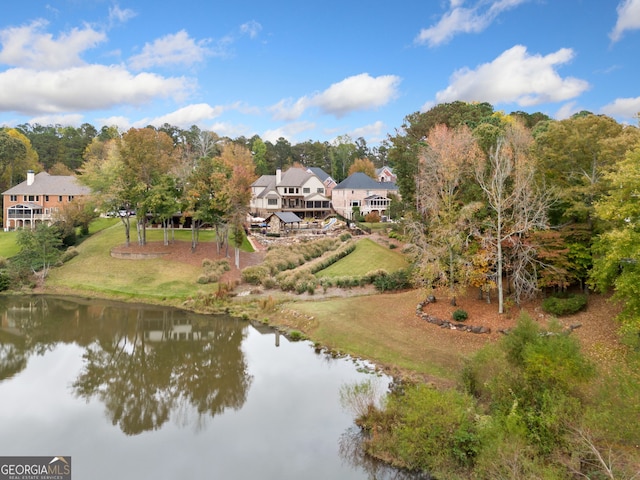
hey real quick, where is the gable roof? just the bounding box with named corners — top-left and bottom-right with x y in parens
top-left (306, 167), bottom-right (332, 182)
top-left (3, 172), bottom-right (91, 196)
top-left (279, 167), bottom-right (313, 186)
top-left (267, 211), bottom-right (303, 223)
top-left (376, 166), bottom-right (394, 175)
top-left (251, 175), bottom-right (275, 187)
top-left (333, 172), bottom-right (398, 191)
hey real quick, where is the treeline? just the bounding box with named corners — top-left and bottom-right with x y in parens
top-left (0, 122), bottom-right (390, 194)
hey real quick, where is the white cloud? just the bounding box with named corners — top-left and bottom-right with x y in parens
top-left (0, 20), bottom-right (106, 69)
top-left (0, 66), bottom-right (193, 115)
top-left (209, 121), bottom-right (255, 140)
top-left (415, 0), bottom-right (529, 47)
top-left (28, 113), bottom-right (85, 126)
top-left (349, 120), bottom-right (386, 141)
top-left (262, 121), bottom-right (315, 144)
top-left (610, 0), bottom-right (640, 42)
top-left (270, 97), bottom-right (311, 121)
top-left (270, 73), bottom-right (401, 121)
top-left (145, 103), bottom-right (225, 127)
top-left (434, 45), bottom-right (589, 106)
top-left (313, 74), bottom-right (401, 117)
top-left (109, 5), bottom-right (137, 25)
top-left (601, 96), bottom-right (640, 120)
top-left (555, 101), bottom-right (579, 120)
top-left (128, 30), bottom-right (211, 69)
top-left (240, 21), bottom-right (262, 39)
top-left (98, 115), bottom-right (132, 130)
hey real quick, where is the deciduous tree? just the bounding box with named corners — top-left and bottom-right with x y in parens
top-left (590, 143), bottom-right (640, 342)
top-left (408, 124), bottom-right (483, 304)
top-left (475, 123), bottom-right (551, 313)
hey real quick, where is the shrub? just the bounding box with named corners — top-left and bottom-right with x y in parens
top-left (452, 309), bottom-right (469, 322)
top-left (373, 269), bottom-right (411, 292)
top-left (364, 211), bottom-right (381, 223)
top-left (359, 384), bottom-right (479, 472)
top-left (288, 330), bottom-right (305, 341)
top-left (60, 247), bottom-right (79, 263)
top-left (0, 272), bottom-right (10, 291)
top-left (241, 265), bottom-right (270, 285)
top-left (541, 293), bottom-right (587, 316)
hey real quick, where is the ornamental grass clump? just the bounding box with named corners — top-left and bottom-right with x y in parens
top-left (198, 259), bottom-right (230, 284)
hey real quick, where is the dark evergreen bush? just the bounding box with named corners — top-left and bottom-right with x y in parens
top-left (541, 293), bottom-right (587, 316)
top-left (452, 309), bottom-right (469, 322)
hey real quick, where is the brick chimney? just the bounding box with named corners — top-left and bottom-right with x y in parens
top-left (27, 170), bottom-right (35, 186)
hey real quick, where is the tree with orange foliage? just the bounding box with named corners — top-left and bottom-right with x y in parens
top-left (407, 124), bottom-right (483, 305)
top-left (348, 158), bottom-right (377, 179)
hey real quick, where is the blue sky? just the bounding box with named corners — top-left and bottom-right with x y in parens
top-left (1, 0), bottom-right (639, 145)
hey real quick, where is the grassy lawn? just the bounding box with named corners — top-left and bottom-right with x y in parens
top-left (46, 223), bottom-right (220, 303)
top-left (316, 238), bottom-right (407, 277)
top-left (0, 230), bottom-right (20, 258)
top-left (282, 290), bottom-right (485, 383)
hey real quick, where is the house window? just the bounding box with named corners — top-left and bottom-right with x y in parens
top-left (303, 187), bottom-right (310, 194)
top-left (68, 196), bottom-right (74, 201)
top-left (268, 198), bottom-right (278, 206)
top-left (350, 200), bottom-right (361, 207)
top-left (10, 195), bottom-right (17, 201)
top-left (45, 195), bottom-right (49, 201)
top-left (23, 195), bottom-right (27, 201)
top-left (59, 196), bottom-right (63, 202)
top-left (317, 188), bottom-right (324, 194)
top-left (27, 195), bottom-right (35, 201)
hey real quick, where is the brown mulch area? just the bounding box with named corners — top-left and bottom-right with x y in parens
top-left (111, 238), bottom-right (266, 284)
top-left (419, 287), bottom-right (626, 365)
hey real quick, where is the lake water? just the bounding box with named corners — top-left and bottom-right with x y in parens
top-left (0, 295), bottom-right (416, 479)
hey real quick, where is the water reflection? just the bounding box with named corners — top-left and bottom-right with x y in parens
top-left (0, 295), bottom-right (424, 479)
top-left (0, 295), bottom-right (252, 435)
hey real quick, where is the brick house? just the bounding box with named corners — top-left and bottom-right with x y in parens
top-left (376, 166), bottom-right (397, 183)
top-left (2, 170), bottom-right (91, 230)
top-left (331, 172), bottom-right (399, 221)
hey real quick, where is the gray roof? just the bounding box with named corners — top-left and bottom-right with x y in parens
top-left (279, 167), bottom-right (313, 186)
top-left (334, 172), bottom-right (398, 191)
top-left (251, 175), bottom-right (275, 187)
top-left (253, 176), bottom-right (277, 199)
top-left (306, 167), bottom-right (332, 182)
top-left (3, 172), bottom-right (91, 196)
top-left (268, 211), bottom-right (303, 223)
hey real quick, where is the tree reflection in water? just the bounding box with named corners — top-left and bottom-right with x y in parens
top-left (0, 296), bottom-right (252, 435)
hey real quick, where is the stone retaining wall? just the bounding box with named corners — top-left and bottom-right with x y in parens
top-left (110, 250), bottom-right (168, 260)
top-left (416, 300), bottom-right (491, 334)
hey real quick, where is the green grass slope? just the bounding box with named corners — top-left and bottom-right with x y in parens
top-left (46, 223), bottom-right (221, 303)
top-left (315, 238), bottom-right (407, 278)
